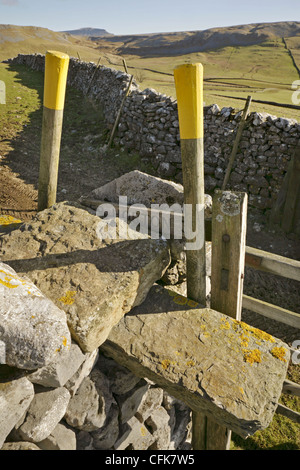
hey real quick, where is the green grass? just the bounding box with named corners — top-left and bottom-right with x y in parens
top-left (107, 38), bottom-right (300, 120)
top-left (0, 63), bottom-right (42, 156)
top-left (231, 363), bottom-right (300, 450)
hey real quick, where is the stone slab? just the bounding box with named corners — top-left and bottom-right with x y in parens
top-left (17, 387), bottom-right (71, 443)
top-left (0, 202), bottom-right (171, 352)
top-left (0, 377), bottom-right (34, 448)
top-left (80, 170), bottom-right (213, 219)
top-left (101, 284), bottom-right (290, 438)
top-left (0, 261), bottom-right (71, 370)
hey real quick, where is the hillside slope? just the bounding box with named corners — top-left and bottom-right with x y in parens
top-left (0, 24), bottom-right (100, 62)
top-left (62, 27), bottom-right (112, 37)
top-left (94, 21), bottom-right (300, 56)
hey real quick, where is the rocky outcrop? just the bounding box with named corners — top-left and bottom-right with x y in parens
top-left (0, 201), bottom-right (171, 352)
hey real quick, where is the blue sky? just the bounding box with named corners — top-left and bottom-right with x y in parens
top-left (0, 0), bottom-right (299, 35)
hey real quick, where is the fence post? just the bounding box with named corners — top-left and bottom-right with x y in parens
top-left (38, 51), bottom-right (69, 211)
top-left (107, 75), bottom-right (134, 148)
top-left (174, 63), bottom-right (207, 451)
top-left (203, 189), bottom-right (248, 449)
top-left (173, 63), bottom-right (206, 304)
top-left (221, 95), bottom-right (252, 190)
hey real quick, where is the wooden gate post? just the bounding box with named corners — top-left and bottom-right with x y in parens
top-left (204, 189), bottom-right (248, 449)
top-left (38, 51), bottom-right (69, 211)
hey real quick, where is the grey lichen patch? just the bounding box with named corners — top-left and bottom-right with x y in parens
top-left (218, 191), bottom-right (242, 216)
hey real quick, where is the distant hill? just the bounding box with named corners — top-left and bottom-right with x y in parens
top-left (0, 24), bottom-right (102, 62)
top-left (63, 27), bottom-right (112, 37)
top-left (93, 21), bottom-right (300, 56)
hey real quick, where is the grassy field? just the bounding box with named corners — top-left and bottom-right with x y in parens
top-left (1, 24), bottom-right (300, 119)
top-left (102, 38), bottom-right (300, 120)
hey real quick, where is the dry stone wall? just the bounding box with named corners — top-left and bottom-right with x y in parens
top-left (0, 201), bottom-right (191, 451)
top-left (8, 53), bottom-right (300, 212)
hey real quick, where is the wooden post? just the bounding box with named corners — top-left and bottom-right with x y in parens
top-left (86, 56), bottom-right (101, 95)
top-left (174, 63), bottom-right (207, 451)
top-left (282, 147), bottom-right (300, 233)
top-left (38, 51), bottom-right (69, 211)
top-left (107, 75), bottom-right (134, 148)
top-left (173, 63), bottom-right (206, 304)
top-left (201, 189), bottom-right (248, 449)
top-left (221, 95), bottom-right (252, 190)
top-left (270, 145), bottom-right (300, 234)
top-left (211, 190), bottom-right (248, 319)
top-left (122, 58), bottom-right (129, 74)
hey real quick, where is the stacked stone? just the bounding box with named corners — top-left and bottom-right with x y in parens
top-left (203, 105), bottom-right (300, 212)
top-left (115, 89), bottom-right (181, 180)
top-left (0, 199), bottom-right (191, 451)
top-left (0, 337), bottom-right (191, 450)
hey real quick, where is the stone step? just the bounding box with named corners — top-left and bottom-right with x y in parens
top-left (0, 202), bottom-right (171, 353)
top-left (101, 284), bottom-right (290, 439)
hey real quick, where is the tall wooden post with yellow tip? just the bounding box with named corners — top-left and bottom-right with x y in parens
top-left (38, 51), bottom-right (69, 211)
top-left (174, 63), bottom-right (209, 451)
top-left (173, 63), bottom-right (206, 306)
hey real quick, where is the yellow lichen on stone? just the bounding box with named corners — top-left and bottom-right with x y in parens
top-left (243, 348), bottom-right (262, 365)
top-left (220, 319), bottom-right (231, 330)
top-left (271, 346), bottom-right (287, 362)
top-left (186, 360), bottom-right (195, 367)
top-left (233, 320), bottom-right (275, 344)
top-left (240, 334), bottom-right (249, 348)
top-left (59, 290), bottom-right (76, 305)
top-left (161, 359), bottom-right (171, 370)
top-left (173, 294), bottom-right (188, 306)
top-left (0, 215), bottom-right (21, 226)
top-left (0, 269), bottom-right (19, 289)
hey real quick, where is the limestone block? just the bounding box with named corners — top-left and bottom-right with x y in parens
top-left (37, 423), bottom-right (76, 450)
top-left (64, 368), bottom-right (115, 432)
top-left (145, 406), bottom-right (171, 450)
top-left (28, 341), bottom-right (88, 388)
top-left (0, 261), bottom-right (71, 370)
top-left (114, 416), bottom-right (155, 450)
top-left (1, 441), bottom-right (41, 450)
top-left (65, 349), bottom-right (99, 396)
top-left (91, 404), bottom-right (119, 450)
top-left (0, 202), bottom-right (171, 352)
top-left (101, 284), bottom-right (290, 438)
top-left (114, 379), bottom-right (149, 424)
top-left (17, 387), bottom-right (70, 443)
top-left (135, 387), bottom-right (164, 422)
top-left (81, 169), bottom-right (184, 207)
top-left (0, 377), bottom-right (34, 448)
top-left (97, 353), bottom-right (141, 395)
top-left (80, 170), bottom-right (212, 218)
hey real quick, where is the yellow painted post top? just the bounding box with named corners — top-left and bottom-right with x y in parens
top-left (173, 63), bottom-right (203, 140)
top-left (43, 50), bottom-right (69, 110)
